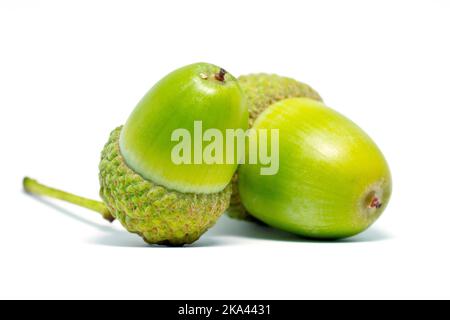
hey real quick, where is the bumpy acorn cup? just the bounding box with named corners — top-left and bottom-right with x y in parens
top-left (24, 63), bottom-right (248, 246)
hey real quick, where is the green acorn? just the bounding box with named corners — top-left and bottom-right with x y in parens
top-left (238, 98), bottom-right (392, 239)
top-left (228, 74), bottom-right (323, 220)
top-left (24, 63), bottom-right (248, 246)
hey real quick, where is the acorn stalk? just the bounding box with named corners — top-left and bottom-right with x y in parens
top-left (23, 177), bottom-right (114, 222)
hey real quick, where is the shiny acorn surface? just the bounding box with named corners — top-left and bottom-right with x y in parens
top-left (238, 98), bottom-right (392, 239)
top-left (120, 63), bottom-right (248, 194)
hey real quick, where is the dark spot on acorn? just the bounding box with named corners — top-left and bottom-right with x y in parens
top-left (370, 197), bottom-right (383, 209)
top-left (215, 68), bottom-right (227, 82)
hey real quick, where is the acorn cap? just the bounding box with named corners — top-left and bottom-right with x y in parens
top-left (119, 63), bottom-right (248, 194)
top-left (100, 127), bottom-right (232, 245)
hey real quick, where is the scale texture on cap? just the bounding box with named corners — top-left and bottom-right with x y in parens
top-left (99, 127), bottom-right (232, 246)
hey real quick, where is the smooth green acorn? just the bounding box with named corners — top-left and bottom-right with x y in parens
top-left (228, 73), bottom-right (323, 220)
top-left (238, 98), bottom-right (392, 239)
top-left (121, 63), bottom-right (248, 194)
top-left (24, 63), bottom-right (248, 246)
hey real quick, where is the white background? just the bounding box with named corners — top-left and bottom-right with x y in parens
top-left (1, 0), bottom-right (449, 300)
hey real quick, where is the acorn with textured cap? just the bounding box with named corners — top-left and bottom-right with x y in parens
top-left (24, 63), bottom-right (248, 246)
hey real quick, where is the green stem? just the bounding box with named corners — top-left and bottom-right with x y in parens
top-left (23, 177), bottom-right (114, 222)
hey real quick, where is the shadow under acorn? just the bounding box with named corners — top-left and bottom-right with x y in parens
top-left (24, 191), bottom-right (392, 248)
top-left (208, 215), bottom-right (393, 243)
